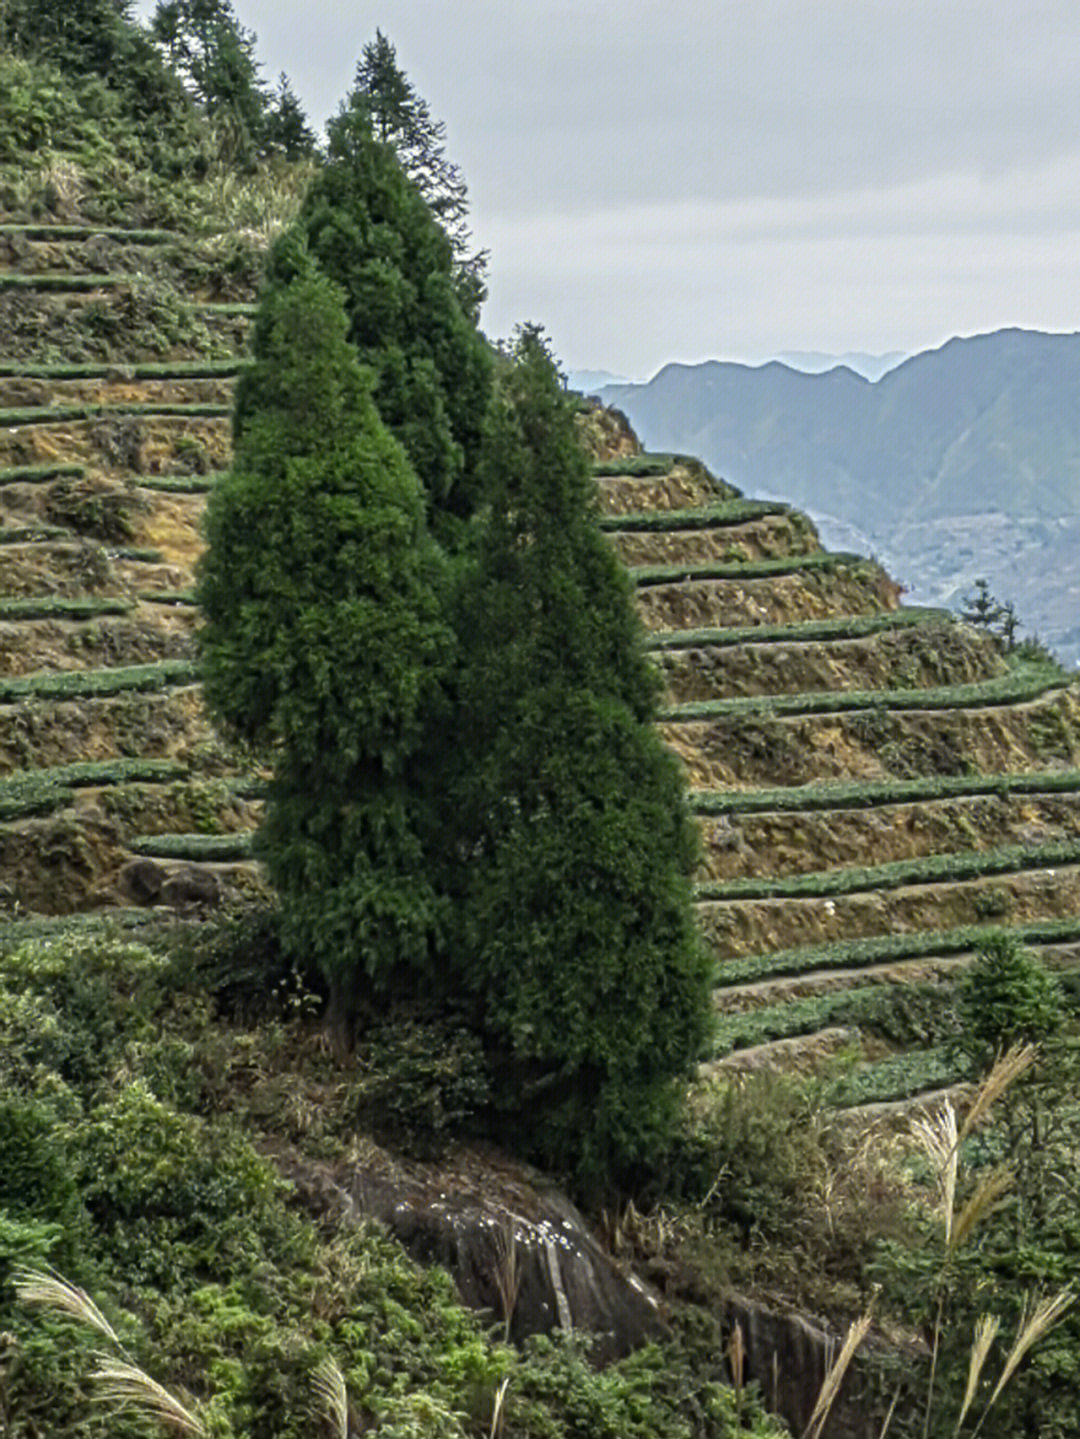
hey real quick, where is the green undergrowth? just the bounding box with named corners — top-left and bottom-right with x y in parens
top-left (598, 499), bottom-right (789, 531)
top-left (692, 765), bottom-right (1080, 816)
top-left (0, 223), bottom-right (178, 243)
top-left (0, 360), bottom-right (246, 380)
top-left (695, 834), bottom-right (1080, 903)
top-left (645, 607), bottom-right (953, 650)
top-left (661, 658), bottom-right (1071, 721)
top-left (133, 472), bottom-right (221, 492)
top-left (0, 525), bottom-right (67, 544)
top-left (112, 546), bottom-right (163, 562)
top-left (0, 272), bottom-right (129, 291)
top-left (828, 1046), bottom-right (963, 1107)
top-left (0, 401), bottom-right (231, 425)
top-left (712, 917), bottom-right (1080, 987)
top-left (198, 301), bottom-right (259, 315)
top-left (0, 658), bottom-right (196, 702)
top-left (632, 550), bottom-right (868, 586)
top-left (0, 596), bottom-right (132, 620)
top-left (140, 589), bottom-right (198, 605)
top-left (0, 759), bottom-right (187, 821)
top-left (129, 831), bottom-right (253, 861)
top-left (0, 911), bottom-right (160, 954)
top-left (0, 925), bottom-right (782, 1439)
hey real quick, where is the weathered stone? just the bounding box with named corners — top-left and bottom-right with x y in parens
top-left (160, 864), bottom-right (221, 909)
top-left (119, 856), bottom-right (166, 902)
top-left (274, 1143), bottom-right (666, 1364)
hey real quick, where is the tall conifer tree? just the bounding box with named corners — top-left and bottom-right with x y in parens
top-left (198, 244), bottom-right (450, 1037)
top-left (349, 30), bottom-right (487, 315)
top-left (442, 328), bottom-right (712, 1189)
top-left (270, 54), bottom-right (492, 523)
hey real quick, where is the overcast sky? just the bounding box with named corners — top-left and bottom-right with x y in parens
top-left (133, 0), bottom-right (1080, 379)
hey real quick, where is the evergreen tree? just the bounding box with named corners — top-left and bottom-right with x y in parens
top-left (150, 0), bottom-right (267, 160)
top-left (261, 72), bottom-right (317, 161)
top-left (441, 328), bottom-right (713, 1191)
top-left (197, 243), bottom-right (450, 1039)
top-left (275, 85), bottom-right (492, 522)
top-left (2, 0), bottom-right (188, 132)
top-left (350, 30), bottom-right (488, 316)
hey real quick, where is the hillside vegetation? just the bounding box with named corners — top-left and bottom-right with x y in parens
top-left (6, 6), bottom-right (1080, 1439)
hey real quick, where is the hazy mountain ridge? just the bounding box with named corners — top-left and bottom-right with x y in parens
top-left (602, 329), bottom-right (1080, 664)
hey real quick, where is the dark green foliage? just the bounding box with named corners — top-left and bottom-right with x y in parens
top-left (1, 0), bottom-right (189, 136)
top-left (0, 659), bottom-right (196, 702)
top-left (272, 69), bottom-right (492, 519)
top-left (0, 928), bottom-right (782, 1439)
top-left (662, 657), bottom-right (1068, 721)
top-left (712, 917), bottom-right (1080, 988)
top-left (353, 1016), bottom-right (491, 1159)
top-left (198, 251), bottom-right (450, 1020)
top-left (150, 0), bottom-right (270, 163)
top-left (631, 549), bottom-right (866, 586)
top-left (591, 453), bottom-right (678, 476)
top-left (442, 329), bottom-right (712, 1191)
top-left (646, 606), bottom-right (951, 651)
top-left (695, 835), bottom-right (1080, 904)
top-left (955, 929), bottom-right (1065, 1066)
top-left (598, 499), bottom-right (789, 532)
top-left (349, 30), bottom-right (487, 315)
top-left (261, 72), bottom-right (317, 161)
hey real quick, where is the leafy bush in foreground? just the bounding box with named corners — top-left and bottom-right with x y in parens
top-left (0, 928), bottom-right (784, 1438)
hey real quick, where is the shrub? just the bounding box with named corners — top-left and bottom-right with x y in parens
top-left (955, 930), bottom-right (1065, 1066)
top-left (353, 1016), bottom-right (491, 1159)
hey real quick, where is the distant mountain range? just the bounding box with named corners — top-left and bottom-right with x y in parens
top-left (601, 329), bottom-right (1080, 666)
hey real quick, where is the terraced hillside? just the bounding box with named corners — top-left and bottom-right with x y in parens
top-left (4, 219), bottom-right (1080, 1115)
top-left (596, 452), bottom-right (1080, 1106)
top-left (0, 218), bottom-right (263, 914)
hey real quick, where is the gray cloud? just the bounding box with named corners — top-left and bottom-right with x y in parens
top-left (131, 0), bottom-right (1080, 372)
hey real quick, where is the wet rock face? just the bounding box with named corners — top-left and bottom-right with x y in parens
top-left (722, 1295), bottom-right (887, 1439)
top-left (277, 1145), bottom-right (666, 1364)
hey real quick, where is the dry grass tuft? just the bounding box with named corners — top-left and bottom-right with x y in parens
top-left (954, 1313), bottom-right (1000, 1434)
top-left (949, 1167), bottom-right (1013, 1253)
top-left (311, 1355), bottom-right (348, 1439)
top-left (91, 1358), bottom-right (208, 1437)
top-left (913, 1101), bottom-right (959, 1245)
top-left (981, 1289), bottom-right (1075, 1421)
top-left (489, 1376), bottom-right (511, 1439)
top-left (13, 1267), bottom-right (122, 1350)
top-left (492, 1214), bottom-right (523, 1340)
top-left (958, 1044), bottom-right (1036, 1144)
top-left (801, 1306), bottom-right (874, 1439)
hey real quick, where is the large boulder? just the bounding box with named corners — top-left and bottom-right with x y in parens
top-left (273, 1141), bottom-right (665, 1364)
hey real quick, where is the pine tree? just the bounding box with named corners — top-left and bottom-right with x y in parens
top-left (277, 88), bottom-right (492, 523)
top-left (197, 242), bottom-right (450, 1039)
top-left (441, 328), bottom-right (713, 1190)
top-left (350, 30), bottom-right (488, 316)
top-left (150, 0), bottom-right (267, 160)
top-left (261, 72), bottom-right (317, 161)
